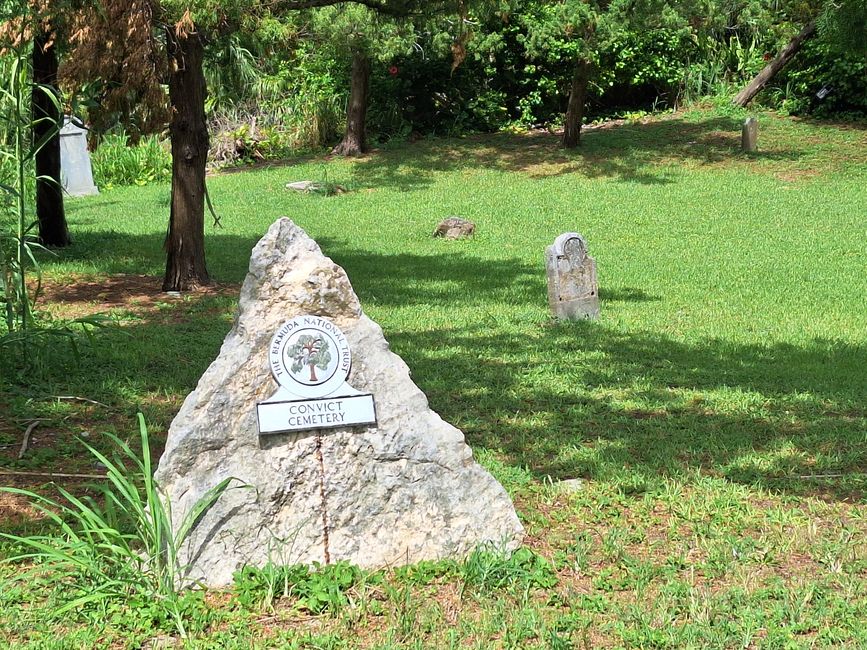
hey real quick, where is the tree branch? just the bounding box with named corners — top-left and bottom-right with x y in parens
top-left (732, 21), bottom-right (817, 107)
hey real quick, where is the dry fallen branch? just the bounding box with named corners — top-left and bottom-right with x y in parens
top-left (17, 421), bottom-right (40, 460)
top-left (48, 395), bottom-right (113, 409)
top-left (0, 469), bottom-right (107, 480)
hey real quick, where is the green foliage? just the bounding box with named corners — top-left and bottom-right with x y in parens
top-left (0, 414), bottom-right (242, 638)
top-left (81, 0), bottom-right (861, 167)
top-left (220, 122), bottom-right (293, 163)
top-left (300, 562), bottom-right (362, 613)
top-left (309, 4), bottom-right (416, 62)
top-left (233, 561), bottom-right (361, 614)
top-left (0, 21), bottom-right (109, 370)
top-left (391, 559), bottom-right (455, 585)
top-left (774, 33), bottom-right (867, 117)
top-left (204, 33), bottom-right (262, 113)
top-left (818, 0), bottom-right (867, 55)
top-left (205, 33), bottom-right (345, 164)
top-left (233, 563), bottom-right (312, 611)
top-left (0, 29), bottom-right (39, 352)
top-left (519, 0), bottom-right (599, 64)
top-left (461, 547), bottom-right (557, 594)
top-left (90, 132), bottom-right (172, 188)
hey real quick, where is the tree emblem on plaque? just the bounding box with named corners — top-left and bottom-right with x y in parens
top-left (257, 315), bottom-right (377, 435)
top-left (288, 335), bottom-right (332, 382)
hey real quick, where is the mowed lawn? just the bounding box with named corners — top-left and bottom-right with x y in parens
top-left (1, 108), bottom-right (866, 648)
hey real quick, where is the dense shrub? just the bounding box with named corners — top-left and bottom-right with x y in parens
top-left (206, 38), bottom-right (345, 167)
top-left (368, 23), bottom-right (697, 138)
top-left (774, 38), bottom-right (867, 117)
top-left (90, 133), bottom-right (171, 188)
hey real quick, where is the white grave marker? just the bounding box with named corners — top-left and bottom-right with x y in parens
top-left (545, 232), bottom-right (599, 320)
top-left (59, 117), bottom-right (99, 197)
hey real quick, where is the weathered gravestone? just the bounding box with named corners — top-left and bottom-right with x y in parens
top-left (545, 232), bottom-right (599, 320)
top-left (741, 117), bottom-right (758, 152)
top-left (155, 218), bottom-right (524, 587)
top-left (59, 117), bottom-right (98, 197)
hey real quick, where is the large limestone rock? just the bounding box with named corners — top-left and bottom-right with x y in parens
top-left (155, 218), bottom-right (524, 586)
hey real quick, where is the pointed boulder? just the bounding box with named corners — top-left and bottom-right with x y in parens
top-left (155, 218), bottom-right (524, 586)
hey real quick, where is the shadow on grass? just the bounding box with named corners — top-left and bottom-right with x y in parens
top-left (350, 115), bottom-right (805, 190)
top-left (35, 231), bottom-right (546, 306)
top-left (10, 304), bottom-right (861, 503)
top-left (317, 238), bottom-right (543, 308)
top-left (12, 233), bottom-right (867, 506)
top-left (35, 225), bottom-right (262, 282)
top-left (386, 322), bottom-right (865, 499)
top-left (598, 287), bottom-right (661, 303)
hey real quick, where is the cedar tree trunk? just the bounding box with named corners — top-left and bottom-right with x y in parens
top-left (562, 59), bottom-right (591, 149)
top-left (732, 22), bottom-right (817, 107)
top-left (332, 50), bottom-right (370, 156)
top-left (163, 26), bottom-right (210, 291)
top-left (32, 32), bottom-right (70, 247)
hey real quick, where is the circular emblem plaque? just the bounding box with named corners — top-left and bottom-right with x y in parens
top-left (268, 316), bottom-right (352, 398)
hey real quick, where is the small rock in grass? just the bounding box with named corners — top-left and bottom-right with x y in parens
top-left (559, 478), bottom-right (584, 493)
top-left (142, 636), bottom-right (181, 650)
top-left (286, 180), bottom-right (321, 192)
top-left (286, 180), bottom-right (348, 195)
top-left (433, 217), bottom-right (475, 239)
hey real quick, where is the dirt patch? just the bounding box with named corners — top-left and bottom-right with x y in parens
top-left (628, 409), bottom-right (668, 420)
top-left (36, 274), bottom-right (240, 321)
top-left (0, 488), bottom-right (42, 527)
top-left (700, 131), bottom-right (737, 148)
top-left (775, 169), bottom-right (821, 183)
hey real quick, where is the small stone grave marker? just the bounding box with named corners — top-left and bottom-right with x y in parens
top-left (559, 478), bottom-right (584, 493)
top-left (741, 117), bottom-right (758, 152)
top-left (285, 180), bottom-right (347, 194)
top-left (545, 232), bottom-right (599, 320)
top-left (59, 117), bottom-right (98, 197)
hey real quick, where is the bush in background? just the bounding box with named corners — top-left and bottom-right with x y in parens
top-left (773, 38), bottom-right (867, 117)
top-left (90, 132), bottom-right (171, 188)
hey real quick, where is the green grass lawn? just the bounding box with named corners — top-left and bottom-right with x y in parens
top-left (1, 108), bottom-right (866, 648)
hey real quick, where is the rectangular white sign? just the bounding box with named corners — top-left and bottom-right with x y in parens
top-left (257, 394), bottom-right (376, 435)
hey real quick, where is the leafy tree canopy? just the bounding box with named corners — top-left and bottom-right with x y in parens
top-left (308, 3), bottom-right (416, 60)
top-left (818, 0), bottom-right (867, 54)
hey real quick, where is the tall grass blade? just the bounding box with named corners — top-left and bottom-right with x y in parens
top-left (0, 414), bottom-right (241, 637)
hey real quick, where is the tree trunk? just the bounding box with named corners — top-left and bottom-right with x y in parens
top-left (332, 51), bottom-right (370, 156)
top-left (562, 59), bottom-right (591, 149)
top-left (32, 32), bottom-right (70, 248)
top-left (732, 21), bottom-right (817, 107)
top-left (163, 26), bottom-right (210, 292)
